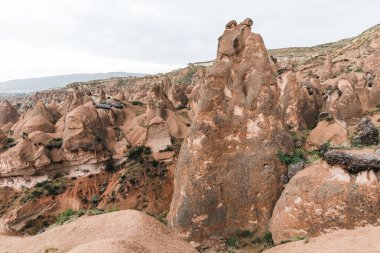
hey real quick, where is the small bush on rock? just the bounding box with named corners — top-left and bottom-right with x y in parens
top-left (278, 149), bottom-right (304, 165)
top-left (45, 138), bottom-right (63, 149)
top-left (131, 101), bottom-right (143, 106)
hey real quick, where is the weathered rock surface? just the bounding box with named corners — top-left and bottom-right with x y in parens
top-left (0, 129), bottom-right (6, 149)
top-left (353, 117), bottom-right (379, 146)
top-left (324, 149), bottom-right (380, 173)
top-left (63, 102), bottom-right (110, 164)
top-left (0, 210), bottom-right (197, 253)
top-left (305, 120), bottom-right (349, 151)
top-left (0, 139), bottom-right (50, 176)
top-left (269, 161), bottom-right (380, 243)
top-left (168, 18), bottom-right (292, 242)
top-left (0, 100), bottom-right (19, 131)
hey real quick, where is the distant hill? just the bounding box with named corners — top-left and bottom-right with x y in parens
top-left (0, 72), bottom-right (146, 93)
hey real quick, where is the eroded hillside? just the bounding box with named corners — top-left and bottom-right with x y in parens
top-left (1, 20), bottom-right (380, 253)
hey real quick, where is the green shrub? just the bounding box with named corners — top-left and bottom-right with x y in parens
top-left (45, 138), bottom-right (63, 149)
top-left (1, 138), bottom-right (17, 150)
top-left (238, 230), bottom-right (254, 238)
top-left (55, 209), bottom-right (77, 225)
top-left (131, 101), bottom-right (143, 106)
top-left (92, 195), bottom-right (99, 205)
top-left (20, 178), bottom-right (67, 203)
top-left (55, 208), bottom-right (115, 226)
top-left (278, 149), bottom-right (304, 165)
top-left (325, 115), bottom-right (335, 124)
top-left (105, 160), bottom-right (116, 173)
top-left (262, 231), bottom-right (274, 246)
top-left (312, 142), bottom-right (332, 157)
top-left (226, 237), bottom-right (239, 248)
top-left (127, 146), bottom-right (151, 161)
top-left (355, 67), bottom-right (364, 73)
top-left (147, 210), bottom-right (169, 225)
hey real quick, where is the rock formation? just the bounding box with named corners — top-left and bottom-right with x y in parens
top-left (0, 100), bottom-right (19, 131)
top-left (269, 161), bottom-right (380, 243)
top-left (63, 102), bottom-right (110, 164)
top-left (168, 18), bottom-right (292, 241)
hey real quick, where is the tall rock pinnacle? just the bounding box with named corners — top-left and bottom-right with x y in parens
top-left (168, 19), bottom-right (293, 241)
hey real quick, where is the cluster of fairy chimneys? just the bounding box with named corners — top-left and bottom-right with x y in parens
top-left (225, 18), bottom-right (253, 29)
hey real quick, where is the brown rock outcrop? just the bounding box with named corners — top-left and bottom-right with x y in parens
top-left (269, 161), bottom-right (380, 243)
top-left (168, 19), bottom-right (292, 241)
top-left (63, 102), bottom-right (110, 164)
top-left (12, 102), bottom-right (55, 138)
top-left (0, 138), bottom-right (51, 176)
top-left (305, 120), bottom-right (349, 151)
top-left (0, 100), bottom-right (19, 131)
top-left (323, 79), bottom-right (362, 124)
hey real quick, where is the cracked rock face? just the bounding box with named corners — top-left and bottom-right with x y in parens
top-left (168, 18), bottom-right (292, 242)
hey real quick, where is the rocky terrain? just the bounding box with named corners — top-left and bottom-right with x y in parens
top-left (1, 19), bottom-right (380, 252)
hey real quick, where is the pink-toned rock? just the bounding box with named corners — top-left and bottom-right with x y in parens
top-left (0, 100), bottom-right (19, 130)
top-left (168, 19), bottom-right (292, 242)
top-left (269, 161), bottom-right (380, 243)
top-left (305, 120), bottom-right (349, 151)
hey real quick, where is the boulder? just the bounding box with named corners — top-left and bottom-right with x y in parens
top-left (324, 149), bottom-right (380, 173)
top-left (168, 19), bottom-right (292, 242)
top-left (353, 117), bottom-right (379, 146)
top-left (269, 161), bottom-right (380, 243)
top-left (305, 120), bottom-right (349, 151)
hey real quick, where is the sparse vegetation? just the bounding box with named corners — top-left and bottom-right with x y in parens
top-left (355, 67), bottom-right (364, 73)
top-left (324, 115), bottom-right (335, 124)
top-left (226, 230), bottom-right (274, 251)
top-left (20, 177), bottom-right (67, 204)
top-left (127, 146), bottom-right (152, 161)
top-left (0, 138), bottom-right (17, 151)
top-left (309, 143), bottom-right (332, 160)
top-left (352, 139), bottom-right (363, 148)
top-left (45, 138), bottom-right (63, 149)
top-left (55, 209), bottom-right (82, 225)
top-left (55, 208), bottom-right (118, 225)
top-left (131, 100), bottom-right (144, 106)
top-left (104, 160), bottom-right (116, 173)
top-left (147, 210), bottom-right (169, 225)
top-left (176, 67), bottom-right (198, 84)
top-left (278, 149), bottom-right (304, 165)
top-left (280, 235), bottom-right (309, 245)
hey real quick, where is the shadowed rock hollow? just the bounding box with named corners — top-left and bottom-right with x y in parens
top-left (168, 18), bottom-right (293, 242)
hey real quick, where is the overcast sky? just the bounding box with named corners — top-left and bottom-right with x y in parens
top-left (0, 0), bottom-right (379, 82)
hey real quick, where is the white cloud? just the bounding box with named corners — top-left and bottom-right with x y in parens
top-left (0, 0), bottom-right (379, 82)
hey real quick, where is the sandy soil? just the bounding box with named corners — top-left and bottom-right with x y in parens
top-left (0, 210), bottom-right (197, 253)
top-left (265, 225), bottom-right (380, 253)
